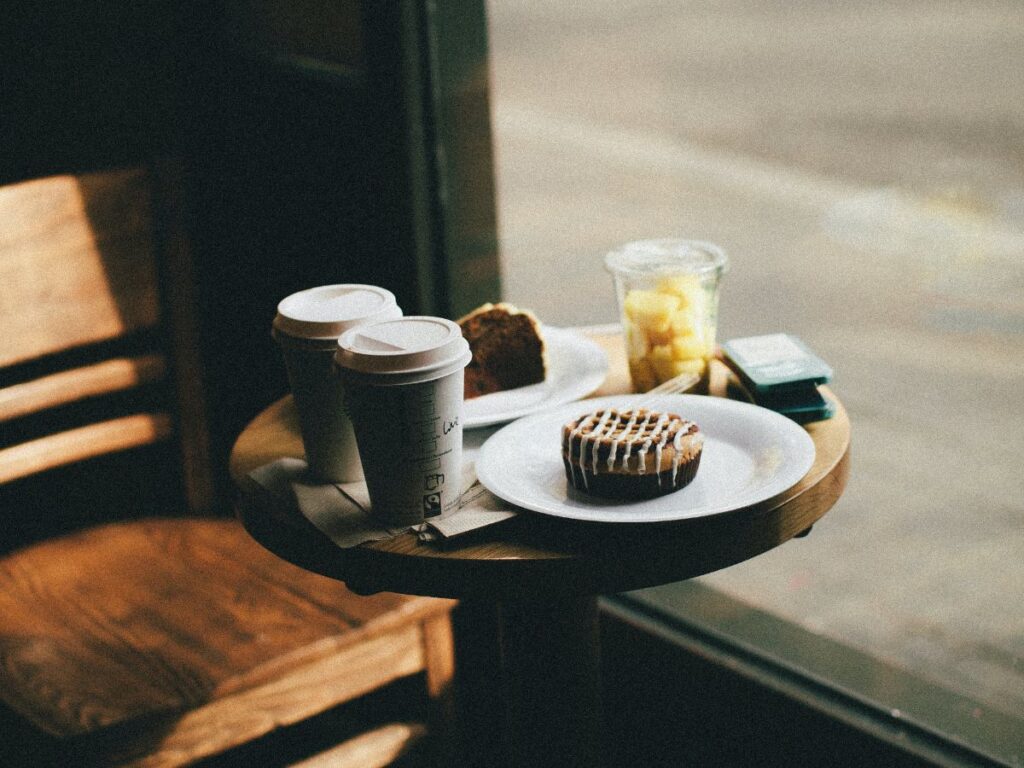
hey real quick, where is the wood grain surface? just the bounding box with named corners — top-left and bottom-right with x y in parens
top-left (0, 168), bottom-right (457, 767)
top-left (0, 170), bottom-right (174, 487)
top-left (0, 170), bottom-right (159, 368)
top-left (287, 722), bottom-right (427, 768)
top-left (0, 518), bottom-right (453, 764)
top-left (232, 332), bottom-right (850, 600)
top-left (0, 355), bottom-right (167, 424)
top-left (0, 413), bottom-right (173, 485)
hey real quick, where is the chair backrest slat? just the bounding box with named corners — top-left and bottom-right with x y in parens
top-left (0, 414), bottom-right (174, 485)
top-left (0, 354), bottom-right (167, 424)
top-left (0, 170), bottom-right (160, 368)
top-left (0, 169), bottom-right (180, 488)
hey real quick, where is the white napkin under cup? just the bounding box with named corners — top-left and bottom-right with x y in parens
top-left (248, 457), bottom-right (517, 548)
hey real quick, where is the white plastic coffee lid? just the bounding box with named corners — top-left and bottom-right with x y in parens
top-left (336, 316), bottom-right (471, 383)
top-left (273, 284), bottom-right (401, 340)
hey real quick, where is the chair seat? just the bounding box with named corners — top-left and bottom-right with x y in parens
top-left (0, 517), bottom-right (454, 766)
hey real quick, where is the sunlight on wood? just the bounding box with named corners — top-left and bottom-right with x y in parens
top-left (0, 171), bottom-right (159, 367)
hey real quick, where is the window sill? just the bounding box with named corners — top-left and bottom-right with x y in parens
top-left (603, 583), bottom-right (1021, 767)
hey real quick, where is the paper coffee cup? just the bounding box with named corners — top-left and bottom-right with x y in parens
top-left (272, 285), bottom-right (402, 482)
top-left (335, 316), bottom-right (471, 527)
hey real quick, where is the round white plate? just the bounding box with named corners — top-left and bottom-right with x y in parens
top-left (476, 394), bottom-right (816, 523)
top-left (463, 327), bottom-right (609, 429)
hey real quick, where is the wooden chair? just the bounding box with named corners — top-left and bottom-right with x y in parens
top-left (0, 168), bottom-right (456, 767)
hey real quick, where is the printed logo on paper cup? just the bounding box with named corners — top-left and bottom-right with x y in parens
top-left (423, 473), bottom-right (445, 518)
top-left (408, 386), bottom-right (460, 516)
top-left (423, 492), bottom-right (442, 517)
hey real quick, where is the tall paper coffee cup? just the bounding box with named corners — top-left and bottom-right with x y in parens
top-left (335, 316), bottom-right (471, 527)
top-left (272, 285), bottom-right (401, 482)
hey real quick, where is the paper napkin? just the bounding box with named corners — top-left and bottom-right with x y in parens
top-left (248, 458), bottom-right (517, 548)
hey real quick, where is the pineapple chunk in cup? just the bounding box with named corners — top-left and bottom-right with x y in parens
top-left (606, 240), bottom-right (727, 394)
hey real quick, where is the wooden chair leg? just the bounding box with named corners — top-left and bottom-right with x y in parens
top-left (421, 613), bottom-right (457, 765)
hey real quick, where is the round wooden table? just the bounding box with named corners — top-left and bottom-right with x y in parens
top-left (231, 333), bottom-right (850, 767)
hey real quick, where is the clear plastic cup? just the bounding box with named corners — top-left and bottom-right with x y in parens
top-left (605, 239), bottom-right (728, 394)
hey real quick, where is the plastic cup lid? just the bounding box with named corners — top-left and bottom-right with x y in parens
top-left (335, 316), bottom-right (470, 377)
top-left (273, 284), bottom-right (401, 340)
top-left (604, 239), bottom-right (728, 278)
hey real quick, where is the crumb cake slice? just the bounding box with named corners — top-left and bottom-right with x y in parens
top-left (458, 302), bottom-right (547, 399)
top-left (562, 408), bottom-right (703, 499)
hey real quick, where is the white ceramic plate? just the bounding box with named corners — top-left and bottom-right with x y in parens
top-left (476, 394), bottom-right (815, 523)
top-left (463, 327), bottom-right (609, 429)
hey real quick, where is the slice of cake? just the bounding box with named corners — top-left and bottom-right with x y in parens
top-left (562, 407), bottom-right (703, 499)
top-left (458, 302), bottom-right (547, 399)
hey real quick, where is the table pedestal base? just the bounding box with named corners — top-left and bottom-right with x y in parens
top-left (230, 382), bottom-right (849, 767)
top-left (458, 596), bottom-right (602, 768)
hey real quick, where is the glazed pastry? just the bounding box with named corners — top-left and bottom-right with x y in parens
top-left (562, 408), bottom-right (703, 499)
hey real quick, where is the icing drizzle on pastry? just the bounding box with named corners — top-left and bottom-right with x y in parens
top-left (566, 408), bottom-right (703, 489)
